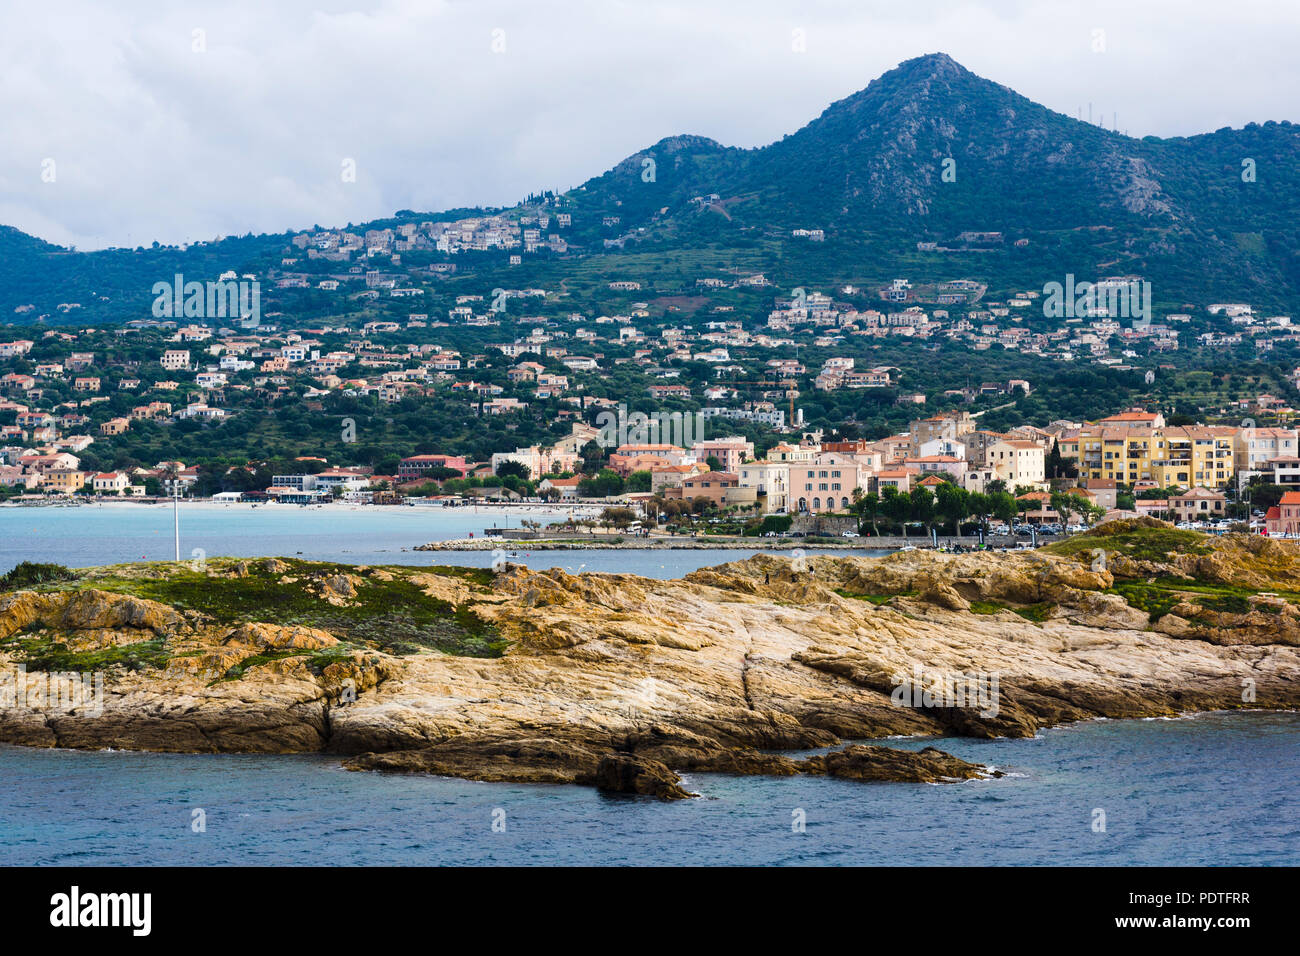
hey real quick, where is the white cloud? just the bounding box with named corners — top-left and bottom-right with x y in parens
top-left (1, 0), bottom-right (1296, 249)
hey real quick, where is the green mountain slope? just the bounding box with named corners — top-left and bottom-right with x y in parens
top-left (3, 53), bottom-right (1298, 323)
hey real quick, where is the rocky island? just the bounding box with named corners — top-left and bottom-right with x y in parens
top-left (1, 519), bottom-right (1297, 799)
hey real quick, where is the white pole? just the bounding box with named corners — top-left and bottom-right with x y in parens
top-left (173, 488), bottom-right (180, 561)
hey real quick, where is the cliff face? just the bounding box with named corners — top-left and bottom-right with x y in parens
top-left (2, 525), bottom-right (1298, 797)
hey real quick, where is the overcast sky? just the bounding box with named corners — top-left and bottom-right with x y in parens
top-left (1, 0), bottom-right (1295, 251)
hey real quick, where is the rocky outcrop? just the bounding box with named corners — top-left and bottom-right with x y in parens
top-left (594, 754), bottom-right (693, 800)
top-left (0, 588), bottom-right (184, 640)
top-left (802, 745), bottom-right (996, 783)
top-left (3, 544), bottom-right (1299, 797)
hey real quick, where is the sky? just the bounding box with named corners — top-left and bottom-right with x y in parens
top-left (1, 0), bottom-right (1296, 251)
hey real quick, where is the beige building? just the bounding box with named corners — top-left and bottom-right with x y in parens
top-left (986, 440), bottom-right (1046, 488)
top-left (691, 437), bottom-right (754, 474)
top-left (1236, 427), bottom-right (1299, 473)
top-left (669, 472), bottom-right (757, 510)
top-left (909, 411), bottom-right (975, 457)
top-left (737, 460), bottom-right (790, 514)
top-left (92, 471), bottom-right (131, 494)
top-left (1168, 487), bottom-right (1227, 522)
top-left (161, 350), bottom-right (191, 371)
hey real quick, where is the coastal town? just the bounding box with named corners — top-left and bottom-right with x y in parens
top-left (4, 209), bottom-right (1300, 540)
top-left (3, 13), bottom-right (1300, 890)
top-left (5, 330), bottom-right (1300, 536)
top-left (7, 247), bottom-right (1300, 538)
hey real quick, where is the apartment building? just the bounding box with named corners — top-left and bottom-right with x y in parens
top-left (790, 453), bottom-right (869, 513)
top-left (690, 437), bottom-right (754, 474)
top-left (985, 439), bottom-right (1047, 487)
top-left (1075, 426), bottom-right (1236, 490)
top-left (908, 411), bottom-right (976, 457)
top-left (1236, 427), bottom-right (1299, 473)
top-left (161, 350), bottom-right (191, 371)
top-left (736, 460), bottom-right (790, 514)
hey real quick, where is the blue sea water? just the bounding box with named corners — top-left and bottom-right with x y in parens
top-left (1, 504), bottom-right (1297, 865)
top-left (0, 502), bottom-right (887, 577)
top-left (0, 713), bottom-right (1295, 866)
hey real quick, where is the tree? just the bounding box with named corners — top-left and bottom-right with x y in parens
top-left (496, 460), bottom-right (531, 481)
top-left (577, 468), bottom-right (624, 498)
top-left (909, 486), bottom-right (936, 535)
top-left (934, 481), bottom-right (969, 534)
top-left (1078, 500), bottom-right (1105, 528)
top-left (854, 489), bottom-right (881, 537)
top-left (882, 485), bottom-right (910, 536)
top-left (1050, 491), bottom-right (1098, 530)
top-left (989, 491), bottom-right (1016, 526)
top-left (625, 469), bottom-right (652, 493)
top-left (1046, 444), bottom-right (1077, 480)
top-left (579, 440), bottom-right (607, 473)
top-left (600, 506), bottom-right (636, 530)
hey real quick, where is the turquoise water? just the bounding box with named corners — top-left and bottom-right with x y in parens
top-left (0, 503), bottom-right (886, 577)
top-left (1, 713), bottom-right (1295, 866)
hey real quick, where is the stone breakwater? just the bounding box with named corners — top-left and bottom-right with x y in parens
top-left (2, 524), bottom-right (1298, 799)
top-left (414, 536), bottom-right (873, 551)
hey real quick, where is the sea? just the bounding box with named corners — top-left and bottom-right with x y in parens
top-left (1, 503), bottom-right (1297, 866)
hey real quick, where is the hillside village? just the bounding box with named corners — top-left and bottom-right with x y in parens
top-left (6, 242), bottom-right (1300, 536)
top-left (5, 315), bottom-right (1300, 534)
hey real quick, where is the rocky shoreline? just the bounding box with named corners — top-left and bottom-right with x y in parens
top-left (2, 520), bottom-right (1298, 798)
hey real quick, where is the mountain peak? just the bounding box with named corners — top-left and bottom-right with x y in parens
top-left (864, 52), bottom-right (986, 100)
top-left (895, 51), bottom-right (965, 75)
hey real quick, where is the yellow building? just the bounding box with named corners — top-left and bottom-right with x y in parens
top-left (41, 468), bottom-right (86, 494)
top-left (1073, 426), bottom-right (1235, 489)
top-left (1152, 427), bottom-right (1236, 489)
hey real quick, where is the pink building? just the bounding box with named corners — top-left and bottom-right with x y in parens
top-left (691, 437), bottom-right (754, 474)
top-left (791, 453), bottom-right (870, 513)
top-left (1266, 492), bottom-right (1300, 535)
